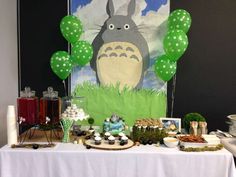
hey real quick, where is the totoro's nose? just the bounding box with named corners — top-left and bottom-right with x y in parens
top-left (117, 27), bottom-right (121, 30)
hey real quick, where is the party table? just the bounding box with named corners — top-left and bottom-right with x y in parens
top-left (0, 143), bottom-right (235, 177)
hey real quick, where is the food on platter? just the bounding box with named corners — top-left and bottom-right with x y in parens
top-left (84, 137), bottom-right (134, 150)
top-left (178, 135), bottom-right (205, 143)
top-left (163, 137), bottom-right (179, 148)
top-left (134, 118), bottom-right (163, 128)
top-left (94, 132), bottom-right (100, 137)
top-left (121, 136), bottom-right (128, 145)
top-left (104, 132), bottom-right (111, 140)
top-left (94, 136), bottom-right (102, 145)
top-left (177, 135), bottom-right (208, 148)
top-left (108, 136), bottom-right (115, 145)
top-left (118, 132), bottom-right (125, 140)
top-left (132, 118), bottom-right (167, 145)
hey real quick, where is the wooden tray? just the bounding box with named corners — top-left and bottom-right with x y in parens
top-left (84, 139), bottom-right (134, 150)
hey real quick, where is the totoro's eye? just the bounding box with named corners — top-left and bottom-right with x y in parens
top-left (124, 24), bottom-right (130, 30)
top-left (109, 24), bottom-right (115, 30)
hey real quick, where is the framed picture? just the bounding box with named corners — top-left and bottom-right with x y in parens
top-left (160, 117), bottom-right (181, 134)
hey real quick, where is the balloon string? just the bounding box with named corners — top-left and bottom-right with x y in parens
top-left (62, 80), bottom-right (67, 97)
top-left (170, 74), bottom-right (177, 117)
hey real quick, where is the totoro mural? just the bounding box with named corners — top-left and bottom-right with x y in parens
top-left (71, 0), bottom-right (169, 91)
top-left (71, 0), bottom-right (169, 126)
top-left (90, 0), bottom-right (149, 89)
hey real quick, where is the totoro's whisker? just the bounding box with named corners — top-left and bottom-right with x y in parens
top-left (94, 24), bottom-right (103, 28)
top-left (91, 32), bottom-right (100, 35)
top-left (136, 27), bottom-right (149, 29)
top-left (88, 28), bottom-right (102, 31)
top-left (130, 30), bottom-right (147, 35)
top-left (136, 24), bottom-right (148, 28)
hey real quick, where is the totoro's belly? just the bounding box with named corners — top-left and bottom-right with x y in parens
top-left (96, 42), bottom-right (143, 89)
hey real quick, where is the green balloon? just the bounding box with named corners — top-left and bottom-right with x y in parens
top-left (71, 41), bottom-right (93, 67)
top-left (168, 9), bottom-right (192, 33)
top-left (163, 29), bottom-right (188, 62)
top-left (50, 51), bottom-right (73, 80)
top-left (60, 15), bottom-right (83, 44)
top-left (154, 55), bottom-right (177, 82)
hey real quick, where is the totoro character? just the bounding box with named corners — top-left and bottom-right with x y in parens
top-left (90, 0), bottom-right (150, 89)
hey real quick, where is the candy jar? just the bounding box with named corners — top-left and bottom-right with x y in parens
top-left (60, 96), bottom-right (89, 143)
top-left (17, 87), bottom-right (39, 125)
top-left (39, 87), bottom-right (61, 125)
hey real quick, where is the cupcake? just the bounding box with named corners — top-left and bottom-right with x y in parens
top-left (104, 132), bottom-right (111, 140)
top-left (118, 132), bottom-right (125, 140)
top-left (121, 136), bottom-right (128, 144)
top-left (94, 136), bottom-right (102, 145)
top-left (94, 132), bottom-right (100, 137)
top-left (108, 136), bottom-right (115, 145)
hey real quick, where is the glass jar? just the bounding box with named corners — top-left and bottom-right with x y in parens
top-left (61, 96), bottom-right (88, 122)
top-left (60, 96), bottom-right (89, 143)
top-left (17, 87), bottom-right (39, 125)
top-left (39, 87), bottom-right (61, 125)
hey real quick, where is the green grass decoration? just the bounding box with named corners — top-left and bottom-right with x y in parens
top-left (73, 82), bottom-right (167, 127)
top-left (132, 126), bottom-right (168, 144)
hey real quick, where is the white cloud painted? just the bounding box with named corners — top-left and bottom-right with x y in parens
top-left (73, 0), bottom-right (169, 58)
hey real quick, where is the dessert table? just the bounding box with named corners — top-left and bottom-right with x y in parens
top-left (0, 143), bottom-right (236, 177)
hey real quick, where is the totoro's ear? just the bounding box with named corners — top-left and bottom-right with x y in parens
top-left (106, 0), bottom-right (114, 17)
top-left (127, 0), bottom-right (136, 17)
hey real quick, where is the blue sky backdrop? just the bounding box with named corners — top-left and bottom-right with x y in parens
top-left (71, 0), bottom-right (167, 15)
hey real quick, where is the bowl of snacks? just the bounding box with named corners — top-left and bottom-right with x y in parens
top-left (163, 137), bottom-right (179, 148)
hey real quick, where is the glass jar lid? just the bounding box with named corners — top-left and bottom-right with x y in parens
top-left (20, 87), bottom-right (36, 98)
top-left (43, 87), bottom-right (58, 98)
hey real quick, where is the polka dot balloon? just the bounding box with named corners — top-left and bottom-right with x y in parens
top-left (168, 9), bottom-right (192, 33)
top-left (163, 29), bottom-right (188, 62)
top-left (60, 15), bottom-right (83, 44)
top-left (154, 55), bottom-right (177, 82)
top-left (50, 51), bottom-right (73, 80)
top-left (71, 41), bottom-right (93, 67)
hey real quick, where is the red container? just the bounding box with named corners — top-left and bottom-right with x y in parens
top-left (17, 87), bottom-right (39, 125)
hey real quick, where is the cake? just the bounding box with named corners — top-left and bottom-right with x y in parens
top-left (103, 114), bottom-right (125, 135)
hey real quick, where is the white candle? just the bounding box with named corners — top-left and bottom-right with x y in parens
top-left (7, 105), bottom-right (18, 146)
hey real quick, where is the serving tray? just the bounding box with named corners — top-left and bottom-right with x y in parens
top-left (84, 139), bottom-right (134, 150)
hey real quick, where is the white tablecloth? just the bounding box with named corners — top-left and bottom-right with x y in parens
top-left (0, 143), bottom-right (235, 177)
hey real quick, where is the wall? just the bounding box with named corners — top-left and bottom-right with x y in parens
top-left (18, 0), bottom-right (236, 132)
top-left (0, 0), bottom-right (18, 147)
top-left (19, 0), bottom-right (68, 97)
top-left (169, 0), bottom-right (236, 131)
